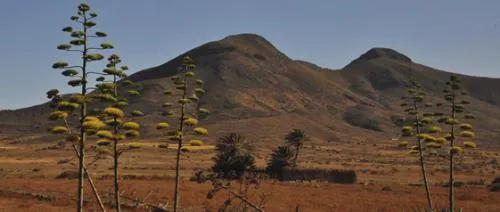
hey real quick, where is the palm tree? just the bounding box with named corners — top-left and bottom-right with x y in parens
top-left (266, 145), bottom-right (294, 180)
top-left (212, 133), bottom-right (255, 179)
top-left (285, 129), bottom-right (306, 165)
top-left (215, 133), bottom-right (254, 156)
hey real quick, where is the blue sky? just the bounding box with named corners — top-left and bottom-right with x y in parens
top-left (1, 0), bottom-right (499, 110)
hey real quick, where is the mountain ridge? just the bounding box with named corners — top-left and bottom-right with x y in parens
top-left (1, 33), bottom-right (500, 148)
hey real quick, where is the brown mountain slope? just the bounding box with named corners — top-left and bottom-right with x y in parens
top-left (1, 33), bottom-right (500, 147)
top-left (338, 51), bottom-right (500, 145)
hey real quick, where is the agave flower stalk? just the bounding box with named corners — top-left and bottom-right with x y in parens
top-left (399, 78), bottom-right (434, 211)
top-left (157, 56), bottom-right (209, 211)
top-left (47, 103), bottom-right (106, 211)
top-left (436, 75), bottom-right (476, 211)
top-left (93, 54), bottom-right (143, 212)
top-left (49, 3), bottom-right (116, 211)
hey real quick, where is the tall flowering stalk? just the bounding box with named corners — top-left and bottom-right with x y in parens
top-left (48, 3), bottom-right (114, 211)
top-left (436, 75), bottom-right (476, 211)
top-left (399, 78), bottom-right (435, 211)
top-left (93, 54), bottom-right (143, 212)
top-left (157, 56), bottom-right (209, 211)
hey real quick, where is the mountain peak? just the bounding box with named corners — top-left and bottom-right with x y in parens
top-left (217, 33), bottom-right (282, 55)
top-left (127, 33), bottom-right (286, 82)
top-left (222, 33), bottom-right (266, 40)
top-left (220, 33), bottom-right (272, 44)
top-left (356, 47), bottom-right (412, 63)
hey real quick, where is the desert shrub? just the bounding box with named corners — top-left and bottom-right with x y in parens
top-left (442, 181), bottom-right (465, 188)
top-left (57, 158), bottom-right (71, 164)
top-left (466, 179), bottom-right (486, 186)
top-left (189, 169), bottom-right (214, 183)
top-left (412, 206), bottom-right (463, 211)
top-left (253, 53), bottom-right (266, 60)
top-left (488, 177), bottom-right (500, 192)
top-left (489, 184), bottom-right (500, 192)
top-left (56, 170), bottom-right (83, 179)
top-left (157, 143), bottom-right (169, 149)
top-left (343, 106), bottom-right (382, 131)
top-left (265, 168), bottom-right (357, 184)
top-left (381, 185), bottom-right (392, 191)
top-left (491, 176), bottom-right (500, 184)
top-left (390, 115), bottom-right (405, 127)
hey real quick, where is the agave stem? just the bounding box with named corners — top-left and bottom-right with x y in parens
top-left (413, 100), bottom-right (434, 212)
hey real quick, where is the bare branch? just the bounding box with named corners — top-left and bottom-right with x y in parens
top-left (86, 71), bottom-right (109, 76)
top-left (66, 65), bottom-right (84, 70)
top-left (118, 194), bottom-right (168, 212)
top-left (87, 155), bottom-right (103, 167)
top-left (63, 119), bottom-right (107, 212)
top-left (118, 147), bottom-right (134, 155)
top-left (218, 185), bottom-right (264, 212)
top-left (65, 49), bottom-right (84, 53)
top-left (142, 190), bottom-right (153, 203)
top-left (85, 87), bottom-right (97, 92)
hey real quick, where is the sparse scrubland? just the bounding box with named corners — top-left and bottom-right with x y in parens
top-left (0, 2), bottom-right (499, 212)
top-left (0, 140), bottom-right (499, 211)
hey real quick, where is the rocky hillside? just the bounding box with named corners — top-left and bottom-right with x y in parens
top-left (1, 33), bottom-right (500, 147)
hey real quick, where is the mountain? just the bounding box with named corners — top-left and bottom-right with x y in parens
top-left (2, 33), bottom-right (500, 147)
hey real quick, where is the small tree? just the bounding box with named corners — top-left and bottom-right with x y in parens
top-left (212, 133), bottom-right (256, 180)
top-left (266, 145), bottom-right (294, 180)
top-left (284, 129), bottom-right (306, 165)
top-left (436, 75), bottom-right (476, 211)
top-left (398, 78), bottom-right (435, 211)
top-left (156, 56), bottom-right (209, 211)
top-left (48, 3), bottom-right (114, 211)
top-left (93, 54), bottom-right (143, 212)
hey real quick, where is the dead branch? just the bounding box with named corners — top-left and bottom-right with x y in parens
top-left (64, 117), bottom-right (106, 212)
top-left (71, 143), bottom-right (106, 212)
top-left (219, 185), bottom-right (264, 212)
top-left (119, 194), bottom-right (169, 212)
top-left (0, 189), bottom-right (56, 202)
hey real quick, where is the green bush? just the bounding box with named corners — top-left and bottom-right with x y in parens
top-left (157, 144), bottom-right (169, 149)
top-left (189, 140), bottom-right (204, 146)
top-left (490, 184), bottom-right (500, 192)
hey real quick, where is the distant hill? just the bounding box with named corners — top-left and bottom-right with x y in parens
top-left (2, 33), bottom-right (500, 147)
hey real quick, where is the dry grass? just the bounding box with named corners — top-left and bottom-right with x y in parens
top-left (0, 179), bottom-right (498, 212)
top-left (138, 142), bottom-right (216, 151)
top-left (0, 140), bottom-right (499, 211)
